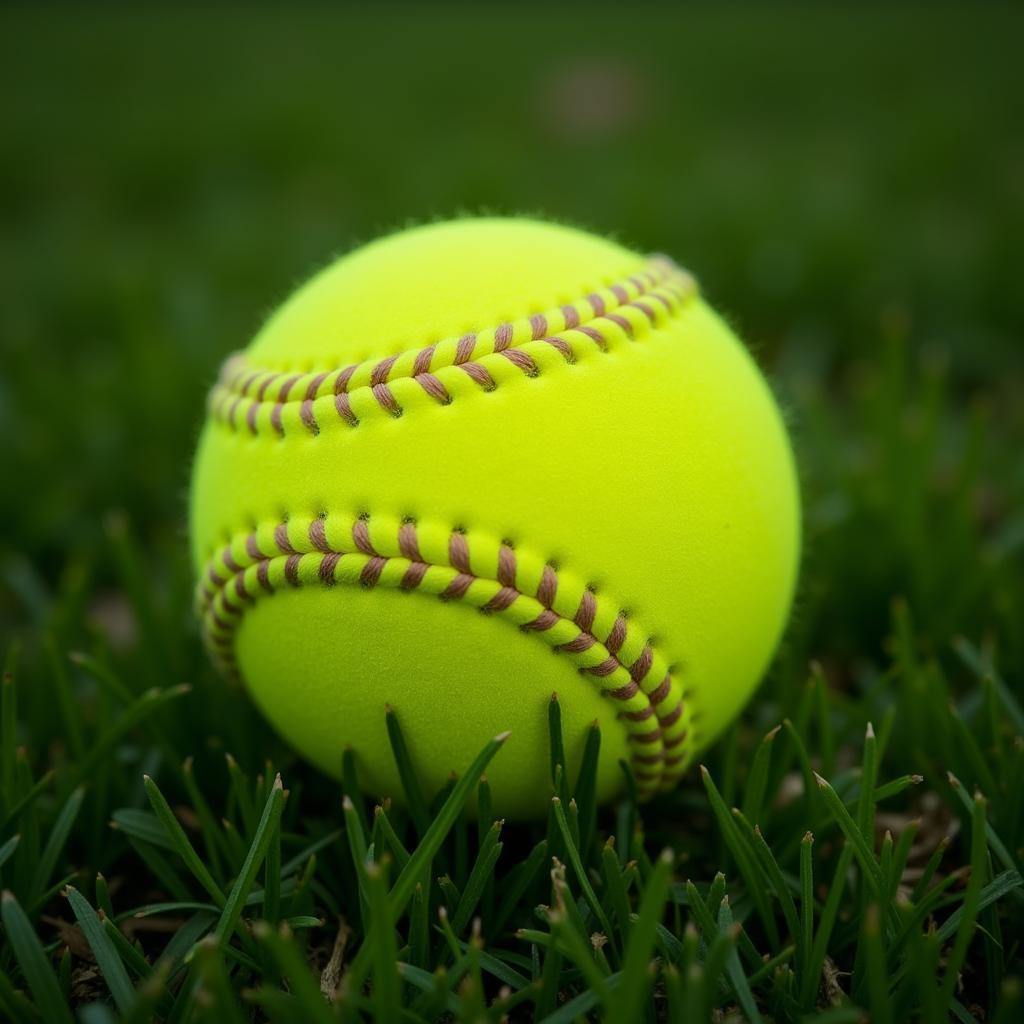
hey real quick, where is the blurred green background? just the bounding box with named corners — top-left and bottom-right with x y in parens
top-left (2, 2), bottom-right (1022, 676)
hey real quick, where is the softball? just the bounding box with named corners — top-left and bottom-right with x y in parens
top-left (191, 217), bottom-right (800, 817)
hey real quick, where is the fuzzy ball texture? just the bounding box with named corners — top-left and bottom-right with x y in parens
top-left (190, 218), bottom-right (800, 818)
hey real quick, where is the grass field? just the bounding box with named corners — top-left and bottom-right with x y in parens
top-left (1, 4), bottom-right (1023, 1021)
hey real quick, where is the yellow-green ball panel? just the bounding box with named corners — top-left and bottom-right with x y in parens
top-left (235, 582), bottom-right (630, 818)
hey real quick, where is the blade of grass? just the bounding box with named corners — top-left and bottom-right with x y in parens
top-left (856, 722), bottom-right (878, 842)
top-left (385, 706), bottom-right (429, 837)
top-left (189, 937), bottom-right (246, 1024)
top-left (548, 909), bottom-right (610, 1000)
top-left (181, 756), bottom-right (228, 878)
top-left (144, 776), bottom-right (226, 905)
top-left (30, 785), bottom-right (85, 899)
top-left (551, 797), bottom-right (613, 944)
top-left (741, 725), bottom-right (780, 826)
top-left (64, 885), bottom-right (135, 1014)
top-left (799, 832), bottom-right (814, 980)
top-left (212, 775), bottom-right (286, 946)
top-left (602, 838), bottom-right (633, 946)
top-left (366, 860), bottom-right (401, 1023)
top-left (1, 890), bottom-right (73, 1024)
top-left (748, 819), bottom-right (800, 945)
top-left (717, 896), bottom-right (764, 1024)
top-left (491, 838), bottom-right (548, 939)
top-left (111, 809), bottom-right (177, 851)
top-left (373, 804), bottom-right (410, 873)
top-left (874, 774), bottom-right (924, 803)
top-left (547, 694), bottom-right (568, 800)
top-left (799, 843), bottom-right (855, 1010)
top-left (952, 637), bottom-right (1024, 734)
top-left (862, 904), bottom-right (892, 1024)
top-left (342, 794), bottom-right (370, 923)
top-left (701, 765), bottom-right (779, 947)
top-left (345, 730), bottom-right (510, 994)
top-left (0, 769), bottom-right (55, 833)
top-left (452, 820), bottom-right (503, 934)
top-left (264, 818), bottom-right (281, 927)
top-left (252, 922), bottom-right (335, 1024)
top-left (45, 636), bottom-right (84, 760)
top-left (939, 793), bottom-right (990, 1008)
top-left (610, 848), bottom-right (672, 1018)
top-left (814, 772), bottom-right (884, 896)
top-left (0, 834), bottom-right (21, 871)
top-left (389, 732), bottom-right (509, 920)
top-left (947, 773), bottom-right (1017, 873)
top-left (224, 754), bottom-right (255, 839)
top-left (683, 878), bottom-right (761, 972)
top-left (573, 720), bottom-right (601, 853)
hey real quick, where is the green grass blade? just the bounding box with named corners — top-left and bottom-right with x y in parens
top-left (551, 797), bottom-right (614, 943)
top-left (188, 937), bottom-right (246, 1024)
top-left (144, 775), bottom-right (226, 905)
top-left (63, 885), bottom-right (136, 1014)
top-left (388, 731), bottom-right (509, 920)
top-left (602, 837), bottom-right (633, 945)
top-left (935, 868), bottom-right (1022, 943)
top-left (224, 754), bottom-right (255, 839)
top-left (952, 637), bottom-right (1024, 734)
top-left (0, 768), bottom-right (55, 833)
top-left (610, 848), bottom-right (672, 1018)
top-left (700, 765), bottom-right (779, 947)
top-left (856, 722), bottom-right (878, 841)
top-left (252, 922), bottom-right (335, 1024)
top-left (30, 785), bottom-right (84, 899)
top-left (873, 774), bottom-right (923, 803)
top-left (0, 834), bottom-right (21, 870)
top-left (799, 843), bottom-right (855, 1010)
top-left (366, 860), bottom-right (401, 1023)
top-left (947, 772), bottom-right (1017, 873)
top-left (814, 772), bottom-right (884, 896)
top-left (799, 831), bottom-right (814, 979)
top-left (547, 693), bottom-right (568, 803)
top-left (111, 808), bottom-right (177, 851)
top-left (385, 706), bottom-right (430, 836)
top-left (212, 775), bottom-right (286, 945)
top-left (548, 909), bottom-right (610, 1000)
top-left (452, 820), bottom-right (503, 934)
top-left (749, 820), bottom-right (801, 945)
top-left (741, 725), bottom-right (780, 826)
top-left (491, 838), bottom-right (548, 939)
top-left (264, 817), bottom-right (281, 927)
top-left (861, 904), bottom-right (892, 1024)
top-left (342, 794), bottom-right (370, 920)
top-left (717, 896), bottom-right (763, 1024)
top-left (373, 803), bottom-right (411, 872)
top-left (573, 720), bottom-right (601, 852)
top-left (1, 890), bottom-right (73, 1024)
top-left (939, 793), bottom-right (989, 1008)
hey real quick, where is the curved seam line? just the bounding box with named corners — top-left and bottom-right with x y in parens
top-left (208, 256), bottom-right (696, 438)
top-left (198, 518), bottom-right (693, 794)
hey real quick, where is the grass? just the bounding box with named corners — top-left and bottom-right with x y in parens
top-left (1, 2), bottom-right (1023, 1020)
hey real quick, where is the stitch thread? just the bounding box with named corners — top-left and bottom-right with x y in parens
top-left (198, 516), bottom-right (694, 796)
top-left (208, 256), bottom-right (695, 439)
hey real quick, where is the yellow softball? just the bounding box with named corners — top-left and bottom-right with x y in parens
top-left (190, 218), bottom-right (800, 817)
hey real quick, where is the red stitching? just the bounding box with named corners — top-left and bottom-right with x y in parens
top-left (209, 256), bottom-right (694, 438)
top-left (199, 517), bottom-right (691, 794)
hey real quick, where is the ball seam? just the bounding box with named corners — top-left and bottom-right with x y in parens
top-left (197, 513), bottom-right (696, 797)
top-left (207, 256), bottom-right (697, 439)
